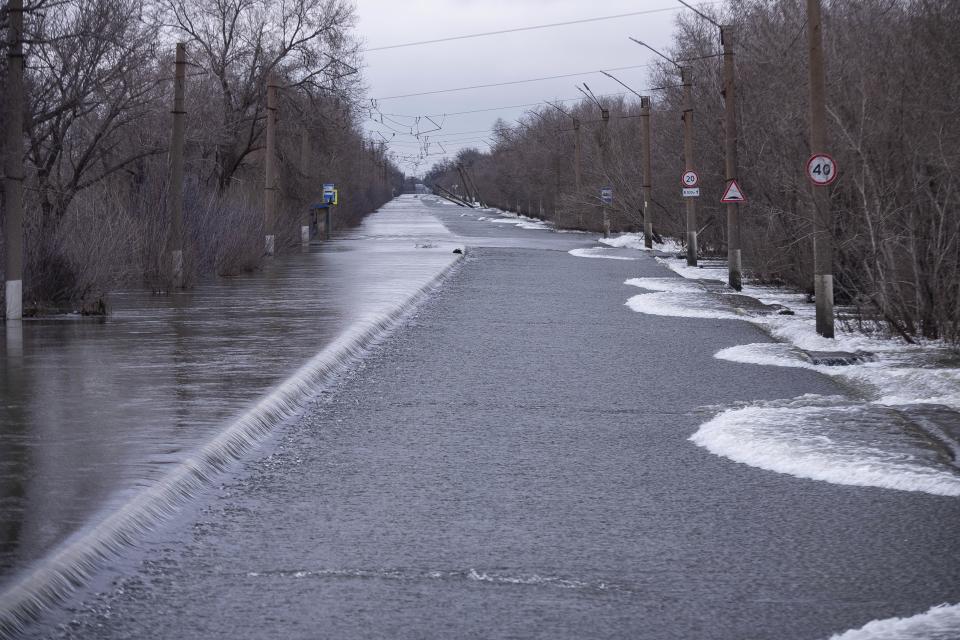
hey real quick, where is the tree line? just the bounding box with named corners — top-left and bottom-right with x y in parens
top-left (1, 0), bottom-right (402, 314)
top-left (426, 0), bottom-right (960, 345)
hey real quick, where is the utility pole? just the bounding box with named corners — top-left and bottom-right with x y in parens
top-left (456, 164), bottom-right (471, 203)
top-left (721, 26), bottom-right (742, 290)
top-left (4, 0), bottom-right (24, 321)
top-left (578, 83), bottom-right (611, 237)
top-left (168, 42), bottom-right (187, 286)
top-left (681, 66), bottom-right (698, 267)
top-left (299, 125), bottom-right (311, 247)
top-left (264, 73), bottom-right (278, 256)
top-left (600, 106), bottom-right (611, 238)
top-left (574, 119), bottom-right (583, 228)
top-left (641, 96), bottom-right (654, 249)
top-left (806, 0), bottom-right (834, 337)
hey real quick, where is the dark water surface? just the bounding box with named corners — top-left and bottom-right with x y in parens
top-left (0, 198), bottom-right (460, 584)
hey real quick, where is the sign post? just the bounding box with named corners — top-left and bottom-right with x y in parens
top-left (600, 187), bottom-right (613, 238)
top-left (321, 183), bottom-right (337, 238)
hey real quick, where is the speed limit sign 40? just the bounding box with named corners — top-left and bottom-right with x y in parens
top-left (806, 153), bottom-right (838, 186)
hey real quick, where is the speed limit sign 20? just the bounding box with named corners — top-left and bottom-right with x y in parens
top-left (681, 170), bottom-right (699, 187)
top-left (806, 153), bottom-right (838, 186)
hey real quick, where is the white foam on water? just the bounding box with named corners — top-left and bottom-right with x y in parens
top-left (624, 277), bottom-right (743, 320)
top-left (0, 253), bottom-right (464, 639)
top-left (690, 395), bottom-right (960, 497)
top-left (245, 567), bottom-right (612, 591)
top-left (826, 602), bottom-right (960, 640)
top-left (568, 248), bottom-right (636, 261)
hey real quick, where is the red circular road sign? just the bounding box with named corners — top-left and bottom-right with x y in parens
top-left (681, 170), bottom-right (700, 187)
top-left (806, 153), bottom-right (838, 186)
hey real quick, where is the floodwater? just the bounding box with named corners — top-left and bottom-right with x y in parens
top-left (0, 197), bottom-right (459, 588)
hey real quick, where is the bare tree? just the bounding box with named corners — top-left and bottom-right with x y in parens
top-left (157, 0), bottom-right (359, 190)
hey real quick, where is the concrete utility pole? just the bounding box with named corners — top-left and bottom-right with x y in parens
top-left (640, 96), bottom-right (654, 249)
top-left (574, 118), bottom-right (583, 228)
top-left (721, 26), bottom-right (742, 290)
top-left (299, 125), bottom-right (311, 247)
top-left (168, 42), bottom-right (187, 286)
top-left (4, 0), bottom-right (25, 320)
top-left (600, 106), bottom-right (611, 239)
top-left (456, 164), bottom-right (471, 203)
top-left (681, 66), bottom-right (698, 267)
top-left (264, 73), bottom-right (278, 256)
top-left (806, 0), bottom-right (834, 337)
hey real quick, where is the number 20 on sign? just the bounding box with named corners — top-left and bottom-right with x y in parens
top-left (806, 153), bottom-right (838, 186)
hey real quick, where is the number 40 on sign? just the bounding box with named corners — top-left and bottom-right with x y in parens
top-left (806, 153), bottom-right (838, 186)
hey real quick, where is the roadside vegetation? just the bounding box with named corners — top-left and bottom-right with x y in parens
top-left (425, 0), bottom-right (960, 345)
top-left (0, 0), bottom-right (401, 314)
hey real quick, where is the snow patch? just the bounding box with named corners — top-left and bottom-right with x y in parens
top-left (476, 209), bottom-right (553, 231)
top-left (624, 277), bottom-right (742, 320)
top-left (690, 395), bottom-right (960, 497)
top-left (600, 232), bottom-right (684, 254)
top-left (569, 248), bottom-right (636, 261)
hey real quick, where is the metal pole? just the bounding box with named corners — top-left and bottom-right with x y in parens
top-left (807, 0), bottom-right (834, 337)
top-left (641, 96), bottom-right (654, 249)
top-left (264, 73), bottom-right (278, 256)
top-left (722, 26), bottom-right (742, 290)
top-left (4, 0), bottom-right (25, 320)
top-left (681, 66), bottom-right (698, 266)
top-left (168, 42), bottom-right (187, 285)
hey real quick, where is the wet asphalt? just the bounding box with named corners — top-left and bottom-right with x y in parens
top-left (34, 201), bottom-right (960, 639)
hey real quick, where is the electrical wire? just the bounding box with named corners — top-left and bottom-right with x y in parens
top-left (372, 63), bottom-right (653, 101)
top-left (362, 4), bottom-right (721, 52)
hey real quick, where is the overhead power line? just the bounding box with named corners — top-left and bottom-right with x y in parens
top-left (363, 4), bottom-right (720, 52)
top-left (377, 92), bottom-right (631, 120)
top-left (372, 63), bottom-right (652, 101)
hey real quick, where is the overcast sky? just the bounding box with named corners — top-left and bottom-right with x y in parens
top-left (353, 0), bottom-right (706, 178)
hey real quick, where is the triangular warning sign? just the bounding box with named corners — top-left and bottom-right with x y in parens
top-left (721, 180), bottom-right (746, 203)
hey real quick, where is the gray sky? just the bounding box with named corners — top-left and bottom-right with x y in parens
top-left (354, 0), bottom-right (707, 178)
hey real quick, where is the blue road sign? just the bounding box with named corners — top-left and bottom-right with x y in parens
top-left (600, 187), bottom-right (613, 205)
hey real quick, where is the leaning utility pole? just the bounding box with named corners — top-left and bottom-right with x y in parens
top-left (681, 66), bottom-right (698, 267)
top-left (640, 96), bottom-right (654, 249)
top-left (806, 0), bottom-right (834, 337)
top-left (264, 74), bottom-right (278, 256)
top-left (4, 0), bottom-right (25, 320)
top-left (721, 26), bottom-right (742, 290)
top-left (168, 43), bottom-right (187, 286)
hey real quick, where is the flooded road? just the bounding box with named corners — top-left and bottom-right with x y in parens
top-left (0, 198), bottom-right (460, 588)
top-left (4, 196), bottom-right (959, 639)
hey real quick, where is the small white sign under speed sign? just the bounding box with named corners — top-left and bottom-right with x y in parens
top-left (806, 153), bottom-right (838, 186)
